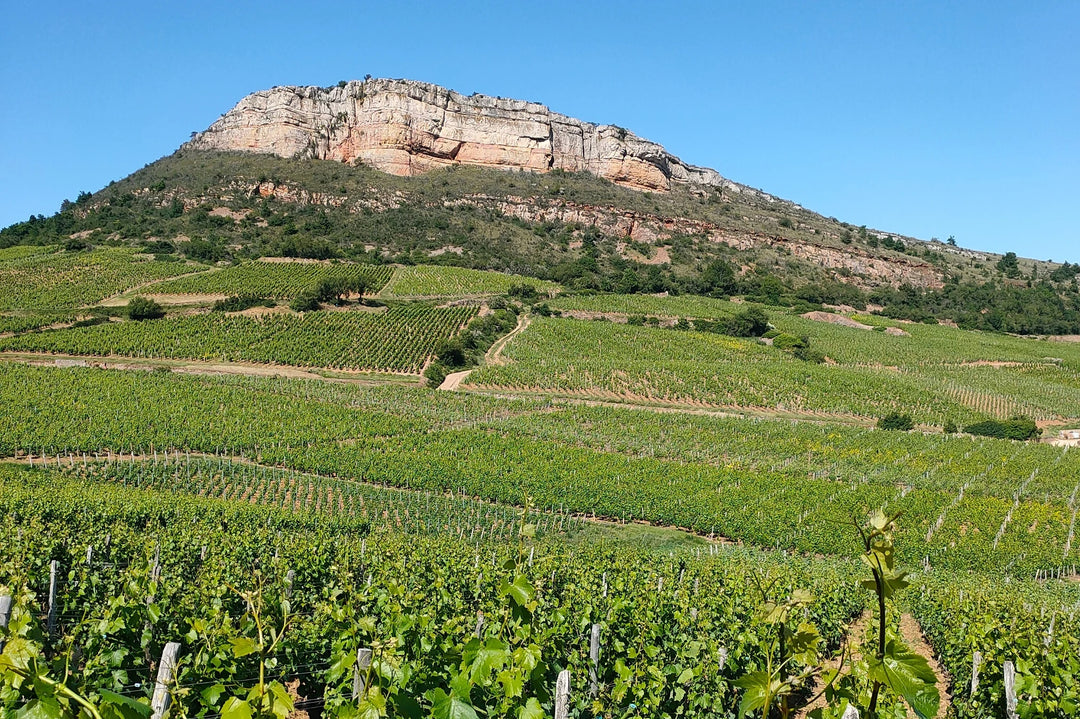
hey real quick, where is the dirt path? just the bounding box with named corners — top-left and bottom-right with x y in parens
top-left (796, 610), bottom-right (871, 719)
top-left (0, 352), bottom-right (423, 386)
top-left (483, 313), bottom-right (531, 365)
top-left (96, 265), bottom-right (217, 306)
top-left (795, 611), bottom-right (950, 719)
top-left (899, 613), bottom-right (951, 719)
top-left (438, 369), bottom-right (474, 391)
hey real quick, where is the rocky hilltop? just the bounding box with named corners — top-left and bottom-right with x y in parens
top-left (186, 78), bottom-right (738, 193)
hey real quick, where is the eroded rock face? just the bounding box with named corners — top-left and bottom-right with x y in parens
top-left (184, 78), bottom-right (729, 192)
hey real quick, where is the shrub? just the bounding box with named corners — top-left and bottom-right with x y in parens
top-left (212, 295), bottom-right (273, 313)
top-left (724, 306), bottom-right (770, 337)
top-left (508, 283), bottom-right (539, 300)
top-left (793, 346), bottom-right (826, 364)
top-left (772, 333), bottom-right (809, 351)
top-left (964, 417), bottom-right (1040, 441)
top-left (943, 419), bottom-right (958, 434)
top-left (289, 294), bottom-right (320, 312)
top-left (423, 362), bottom-right (448, 388)
top-left (877, 413), bottom-right (915, 431)
top-left (435, 339), bottom-right (467, 368)
top-left (127, 296), bottom-right (164, 321)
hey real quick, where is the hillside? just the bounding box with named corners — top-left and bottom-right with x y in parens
top-left (3, 78), bottom-right (1080, 719)
top-left (4, 78), bottom-right (1080, 334)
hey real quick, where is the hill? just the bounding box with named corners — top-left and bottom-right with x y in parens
top-left (2, 78), bottom-right (1080, 719)
top-left (4, 78), bottom-right (1080, 334)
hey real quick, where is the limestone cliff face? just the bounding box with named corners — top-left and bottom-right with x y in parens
top-left (185, 78), bottom-right (730, 193)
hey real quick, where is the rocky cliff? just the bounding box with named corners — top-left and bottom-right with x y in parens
top-left (185, 78), bottom-right (735, 193)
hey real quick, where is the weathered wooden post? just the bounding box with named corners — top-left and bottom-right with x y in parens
top-left (718, 646), bottom-right (729, 672)
top-left (285, 570), bottom-right (295, 600)
top-left (0, 594), bottom-right (12, 653)
top-left (47, 560), bottom-right (59, 637)
top-left (841, 704), bottom-right (860, 719)
top-left (475, 611), bottom-right (485, 638)
top-left (1004, 660), bottom-right (1018, 719)
top-left (150, 642), bottom-right (181, 719)
top-left (970, 650), bottom-right (982, 696)
top-left (554, 669), bottom-right (570, 719)
top-left (589, 623), bottom-right (601, 699)
top-left (352, 647), bottom-right (373, 700)
top-left (85, 546), bottom-right (93, 565)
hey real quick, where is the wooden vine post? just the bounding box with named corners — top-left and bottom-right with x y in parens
top-left (554, 669), bottom-right (571, 719)
top-left (46, 560), bottom-right (58, 637)
top-left (0, 594), bottom-right (11, 653)
top-left (970, 650), bottom-right (982, 696)
top-left (352, 647), bottom-right (373, 700)
top-left (588, 623), bottom-right (601, 699)
top-left (1003, 660), bottom-right (1019, 719)
top-left (150, 642), bottom-right (181, 719)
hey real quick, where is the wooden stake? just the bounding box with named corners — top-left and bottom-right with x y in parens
top-left (150, 642), bottom-right (181, 719)
top-left (1003, 660), bottom-right (1018, 719)
top-left (971, 650), bottom-right (982, 696)
top-left (554, 669), bottom-right (570, 719)
top-left (47, 560), bottom-right (58, 637)
top-left (589, 623), bottom-right (601, 698)
top-left (0, 594), bottom-right (11, 653)
top-left (352, 647), bottom-right (373, 700)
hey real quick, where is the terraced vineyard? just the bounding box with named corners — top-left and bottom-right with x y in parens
top-left (142, 259), bottom-right (394, 298)
top-left (382, 264), bottom-right (561, 297)
top-left (0, 304), bottom-right (475, 373)
top-left (0, 246), bottom-right (198, 310)
top-left (465, 315), bottom-right (1080, 423)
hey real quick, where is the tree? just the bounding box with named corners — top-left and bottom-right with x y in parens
top-left (724, 306), bottom-right (770, 337)
top-left (127, 296), bottom-right (164, 321)
top-left (700, 259), bottom-right (737, 297)
top-left (877, 412), bottom-right (914, 431)
top-left (996, 251), bottom-right (1021, 279)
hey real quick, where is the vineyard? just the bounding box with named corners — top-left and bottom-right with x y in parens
top-left (0, 304), bottom-right (476, 373)
top-left (464, 316), bottom-right (1080, 424)
top-left (2, 363), bottom-right (1078, 577)
top-left (3, 254), bottom-right (1080, 717)
top-left (0, 246), bottom-right (198, 311)
top-left (142, 260), bottom-right (394, 299)
top-left (381, 265), bottom-right (561, 298)
top-left (1, 463), bottom-right (872, 719)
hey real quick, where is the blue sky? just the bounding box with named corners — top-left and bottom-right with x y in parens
top-left (2, 1), bottom-right (1078, 262)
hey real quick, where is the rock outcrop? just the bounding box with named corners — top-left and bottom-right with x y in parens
top-left (185, 78), bottom-right (734, 193)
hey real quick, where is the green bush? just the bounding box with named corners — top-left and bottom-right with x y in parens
top-left (772, 333), bottom-right (808, 351)
top-left (793, 346), bottom-right (826, 364)
top-left (289, 294), bottom-right (320, 312)
top-left (877, 412), bottom-right (915, 431)
top-left (724, 306), bottom-right (770, 337)
top-left (964, 417), bottom-right (1040, 441)
top-left (127, 296), bottom-right (164, 321)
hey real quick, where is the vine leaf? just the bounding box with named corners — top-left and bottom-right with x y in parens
top-left (98, 689), bottom-right (152, 719)
top-left (735, 670), bottom-right (781, 717)
top-left (866, 639), bottom-right (940, 719)
top-left (428, 688), bottom-right (480, 719)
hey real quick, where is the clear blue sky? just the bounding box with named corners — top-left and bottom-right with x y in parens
top-left (2, 1), bottom-right (1078, 262)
